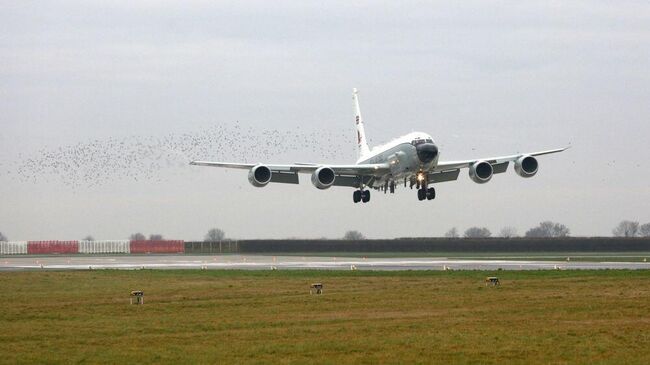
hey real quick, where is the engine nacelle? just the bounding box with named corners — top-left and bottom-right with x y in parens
top-left (469, 161), bottom-right (493, 184)
top-left (515, 155), bottom-right (538, 178)
top-left (311, 166), bottom-right (336, 189)
top-left (248, 164), bottom-right (272, 187)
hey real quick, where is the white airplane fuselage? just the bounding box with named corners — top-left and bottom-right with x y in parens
top-left (356, 131), bottom-right (439, 185)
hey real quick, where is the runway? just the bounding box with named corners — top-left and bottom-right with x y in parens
top-left (1, 254), bottom-right (649, 271)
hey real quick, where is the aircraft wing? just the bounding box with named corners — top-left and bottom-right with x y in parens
top-left (432, 147), bottom-right (569, 172)
top-left (190, 161), bottom-right (391, 176)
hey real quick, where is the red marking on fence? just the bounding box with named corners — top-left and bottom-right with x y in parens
top-left (129, 240), bottom-right (185, 254)
top-left (27, 241), bottom-right (79, 254)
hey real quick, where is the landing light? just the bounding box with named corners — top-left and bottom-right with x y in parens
top-left (417, 173), bottom-right (425, 182)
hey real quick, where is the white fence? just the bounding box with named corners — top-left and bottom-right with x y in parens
top-left (78, 240), bottom-right (130, 254)
top-left (0, 241), bottom-right (28, 255)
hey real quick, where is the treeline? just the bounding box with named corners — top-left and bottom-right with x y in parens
top-left (2, 220), bottom-right (649, 244)
top-left (444, 221), bottom-right (572, 239)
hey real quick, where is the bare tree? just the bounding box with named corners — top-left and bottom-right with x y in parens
top-left (343, 230), bottom-right (365, 240)
top-left (0, 231), bottom-right (7, 242)
top-left (612, 220), bottom-right (639, 237)
top-left (205, 228), bottom-right (226, 242)
top-left (525, 221), bottom-right (570, 238)
top-left (444, 227), bottom-right (459, 238)
top-left (130, 233), bottom-right (146, 240)
top-left (499, 227), bottom-right (518, 238)
top-left (464, 227), bottom-right (492, 238)
top-left (640, 223), bottom-right (650, 237)
top-left (83, 235), bottom-right (95, 241)
top-left (149, 234), bottom-right (163, 240)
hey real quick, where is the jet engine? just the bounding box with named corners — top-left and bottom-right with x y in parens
top-left (248, 164), bottom-right (272, 187)
top-left (469, 161), bottom-right (493, 184)
top-left (311, 166), bottom-right (336, 189)
top-left (514, 155), bottom-right (538, 178)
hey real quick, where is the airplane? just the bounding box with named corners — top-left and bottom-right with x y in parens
top-left (190, 89), bottom-right (568, 204)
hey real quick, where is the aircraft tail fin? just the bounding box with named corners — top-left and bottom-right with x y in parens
top-left (353, 88), bottom-right (371, 158)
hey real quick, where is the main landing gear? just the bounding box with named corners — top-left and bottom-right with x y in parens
top-left (353, 189), bottom-right (371, 204)
top-left (417, 187), bottom-right (436, 201)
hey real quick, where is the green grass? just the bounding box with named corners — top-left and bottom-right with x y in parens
top-left (1, 270), bottom-right (650, 364)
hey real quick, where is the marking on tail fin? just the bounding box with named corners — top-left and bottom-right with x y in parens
top-left (353, 88), bottom-right (371, 158)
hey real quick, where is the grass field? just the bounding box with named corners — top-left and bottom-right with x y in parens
top-left (1, 270), bottom-right (649, 364)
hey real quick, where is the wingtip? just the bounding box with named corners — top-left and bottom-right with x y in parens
top-left (189, 161), bottom-right (196, 165)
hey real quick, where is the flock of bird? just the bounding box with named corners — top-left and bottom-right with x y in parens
top-left (5, 122), bottom-right (358, 189)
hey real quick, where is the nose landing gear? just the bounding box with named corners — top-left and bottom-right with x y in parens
top-left (415, 170), bottom-right (436, 202)
top-left (417, 187), bottom-right (436, 201)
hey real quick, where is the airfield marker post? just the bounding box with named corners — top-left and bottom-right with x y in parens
top-left (130, 290), bottom-right (144, 305)
top-left (310, 283), bottom-right (323, 295)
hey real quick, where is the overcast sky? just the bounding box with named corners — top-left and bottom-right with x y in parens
top-left (1, 1), bottom-right (649, 240)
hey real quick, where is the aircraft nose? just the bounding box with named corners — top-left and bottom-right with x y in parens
top-left (416, 143), bottom-right (438, 163)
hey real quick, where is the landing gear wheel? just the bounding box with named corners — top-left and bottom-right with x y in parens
top-left (426, 187), bottom-right (436, 200)
top-left (361, 190), bottom-right (371, 203)
top-left (353, 190), bottom-right (361, 203)
top-left (417, 188), bottom-right (426, 201)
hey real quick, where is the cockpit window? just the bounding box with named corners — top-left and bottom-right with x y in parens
top-left (425, 138), bottom-right (433, 143)
top-left (411, 139), bottom-right (426, 146)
